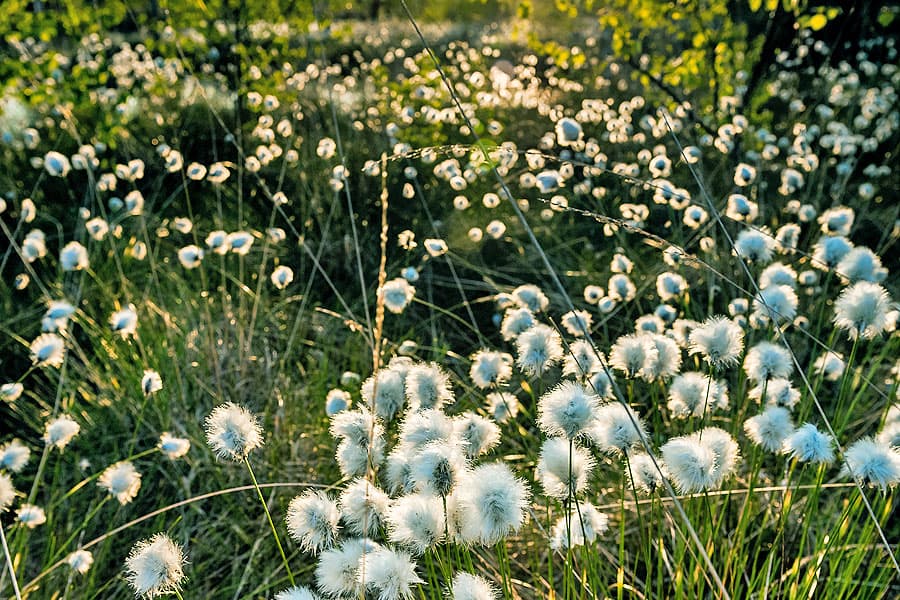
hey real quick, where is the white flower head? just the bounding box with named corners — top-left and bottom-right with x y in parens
top-left (782, 423), bottom-right (834, 464)
top-left (536, 437), bottom-right (595, 500)
top-left (385, 492), bottom-right (445, 554)
top-left (339, 478), bottom-right (390, 537)
top-left (158, 433), bottom-right (191, 459)
top-left (142, 370), bottom-right (163, 396)
top-left (1, 382), bottom-right (24, 403)
top-left (537, 381), bottom-right (600, 440)
top-left (286, 491), bottom-right (341, 554)
top-left (667, 372), bottom-right (729, 419)
top-left (486, 391), bottom-right (519, 424)
top-left (469, 350), bottom-right (513, 389)
top-left (381, 278), bottom-right (416, 314)
top-left (562, 340), bottom-right (602, 379)
top-left (455, 463), bottom-right (530, 545)
top-left (98, 461), bottom-right (142, 505)
top-left (60, 241), bottom-right (89, 271)
top-left (359, 547), bottom-right (423, 600)
top-left (511, 284), bottom-right (549, 312)
top-left (0, 439), bottom-right (30, 472)
top-left (275, 586), bottom-right (319, 600)
top-left (0, 474), bottom-right (15, 513)
top-left (361, 368), bottom-right (407, 421)
top-left (204, 402), bottom-right (264, 461)
top-left (626, 453), bottom-right (666, 495)
top-left (110, 304), bottom-right (139, 338)
top-left (405, 363), bottom-right (454, 412)
top-left (316, 538), bottom-right (380, 598)
top-left (500, 307), bottom-right (535, 341)
top-left (515, 324), bottom-right (563, 376)
top-left (842, 438), bottom-right (900, 492)
top-left (744, 406), bottom-right (794, 452)
top-left (833, 282), bottom-right (893, 340)
top-left (609, 334), bottom-right (657, 379)
top-left (30, 333), bottom-right (65, 368)
top-left (590, 402), bottom-right (647, 456)
top-left (448, 572), bottom-right (499, 600)
top-left (688, 316), bottom-right (744, 368)
top-left (176, 245), bottom-right (204, 269)
top-left (271, 265), bottom-right (294, 289)
top-left (66, 549), bottom-right (94, 575)
top-left (44, 415), bottom-right (80, 450)
top-left (454, 412), bottom-right (501, 458)
top-left (16, 504), bottom-right (47, 528)
top-left (550, 503), bottom-right (609, 551)
top-left (124, 533), bottom-right (186, 598)
top-left (743, 342), bottom-right (793, 384)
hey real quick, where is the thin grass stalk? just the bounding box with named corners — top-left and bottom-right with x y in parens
top-left (242, 457), bottom-right (295, 586)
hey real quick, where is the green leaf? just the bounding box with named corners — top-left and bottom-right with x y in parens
top-left (877, 8), bottom-right (895, 27)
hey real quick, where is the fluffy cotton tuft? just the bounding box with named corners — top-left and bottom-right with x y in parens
top-left (358, 547), bottom-right (423, 600)
top-left (537, 381), bottom-right (600, 440)
top-left (782, 424), bottom-right (834, 464)
top-left (842, 438), bottom-right (900, 492)
top-left (405, 363), bottom-right (454, 412)
top-left (590, 402), bottom-right (647, 456)
top-left (448, 572), bottom-right (499, 600)
top-left (833, 282), bottom-right (893, 340)
top-left (315, 538), bottom-right (380, 598)
top-left (744, 406), bottom-right (794, 452)
top-left (339, 479), bottom-right (390, 537)
top-left (661, 427), bottom-right (740, 493)
top-left (204, 403), bottom-right (263, 461)
top-left (743, 342), bottom-right (793, 384)
top-left (124, 533), bottom-right (186, 598)
top-left (98, 461), bottom-right (142, 505)
top-left (469, 350), bottom-right (513, 389)
top-left (515, 324), bottom-right (563, 376)
top-left (536, 437), bottom-right (595, 499)
top-left (286, 491), bottom-right (341, 554)
top-left (455, 463), bottom-right (530, 545)
top-left (385, 493), bottom-right (445, 554)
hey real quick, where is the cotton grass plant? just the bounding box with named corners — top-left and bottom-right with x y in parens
top-left (0, 2), bottom-right (899, 599)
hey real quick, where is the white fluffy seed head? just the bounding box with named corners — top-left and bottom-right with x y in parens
top-left (0, 474), bottom-right (15, 513)
top-left (841, 438), bottom-right (900, 492)
top-left (536, 437), bottom-right (595, 500)
top-left (204, 402), bottom-right (263, 461)
top-left (448, 572), bottom-right (499, 600)
top-left (409, 441), bottom-right (467, 497)
top-left (562, 340), bottom-right (602, 379)
top-left (455, 463), bottom-right (530, 545)
top-left (361, 368), bottom-right (407, 421)
top-left (286, 491), bottom-right (341, 554)
top-left (688, 316), bottom-right (744, 368)
top-left (609, 334), bottom-right (657, 379)
top-left (339, 479), bottom-right (390, 537)
top-left (399, 409), bottom-right (454, 450)
top-left (782, 423), bottom-right (835, 464)
top-left (590, 403), bottom-right (647, 456)
top-left (833, 281), bottom-right (893, 340)
top-left (626, 453), bottom-right (666, 495)
top-left (98, 461), bottom-right (142, 505)
top-left (44, 415), bottom-right (80, 450)
top-left (454, 412), bottom-right (501, 458)
top-left (743, 342), bottom-right (793, 384)
top-left (405, 363), bottom-right (454, 412)
top-left (274, 585), bottom-right (319, 600)
top-left (744, 406), bottom-right (794, 452)
top-left (515, 324), bottom-right (563, 376)
top-left (469, 350), bottom-right (513, 389)
top-left (667, 372), bottom-right (729, 419)
top-left (537, 381), bottom-right (600, 440)
top-left (124, 533), bottom-right (186, 598)
top-left (385, 493), bottom-right (445, 554)
top-left (550, 503), bottom-right (609, 551)
top-left (0, 439), bottom-right (31, 473)
top-left (315, 538), bottom-right (380, 598)
top-left (359, 547), bottom-right (423, 600)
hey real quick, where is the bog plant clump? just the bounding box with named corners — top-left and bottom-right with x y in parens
top-left (0, 2), bottom-right (899, 599)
